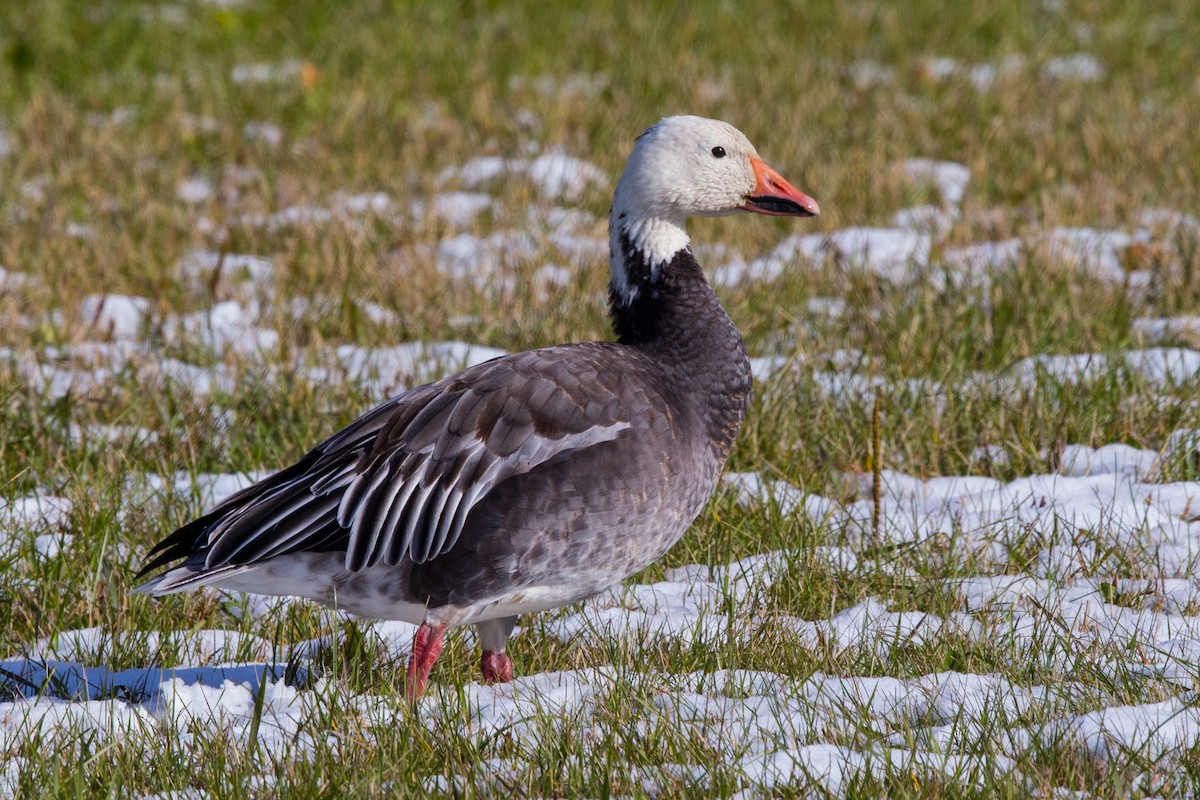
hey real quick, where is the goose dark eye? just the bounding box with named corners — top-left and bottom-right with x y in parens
top-left (711, 146), bottom-right (726, 158)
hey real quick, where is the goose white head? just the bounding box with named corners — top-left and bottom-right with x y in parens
top-left (610, 115), bottom-right (819, 304)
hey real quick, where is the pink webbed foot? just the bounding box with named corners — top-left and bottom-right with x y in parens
top-left (406, 622), bottom-right (447, 701)
top-left (480, 650), bottom-right (514, 684)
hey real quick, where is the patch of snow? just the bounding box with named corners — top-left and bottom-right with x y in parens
top-left (967, 54), bottom-right (1026, 90)
top-left (1054, 443), bottom-right (1160, 479)
top-left (1042, 53), bottom-right (1105, 81)
top-left (163, 300), bottom-right (280, 356)
top-left (356, 300), bottom-right (400, 326)
top-left (1039, 226), bottom-right (1143, 283)
top-left (527, 205), bottom-right (599, 236)
top-left (0, 494), bottom-right (72, 532)
top-left (33, 533), bottom-right (70, 559)
top-left (181, 113), bottom-right (221, 135)
top-left (919, 57), bottom-right (961, 81)
top-left (61, 422), bottom-right (156, 445)
top-left (848, 60), bottom-right (895, 88)
top-left (0, 266), bottom-right (33, 291)
top-left (434, 230), bottom-right (538, 285)
top-left (1133, 316), bottom-right (1200, 342)
top-left (1038, 700), bottom-right (1200, 760)
top-left (532, 264), bottom-right (573, 300)
top-left (826, 228), bottom-right (933, 279)
top-left (176, 250), bottom-right (273, 296)
top-left (747, 355), bottom-right (789, 381)
top-left (231, 59), bottom-right (303, 86)
top-left (411, 192), bottom-right (494, 225)
top-left (712, 257), bottom-right (778, 287)
top-left (901, 159), bottom-right (971, 206)
top-left (311, 341), bottom-right (509, 396)
top-left (1007, 348), bottom-right (1200, 388)
top-left (547, 553), bottom-right (788, 649)
top-left (85, 107), bottom-right (137, 128)
top-left (176, 177), bottom-right (213, 204)
top-left (145, 359), bottom-right (239, 396)
top-left (777, 599), bottom-right (980, 656)
top-left (891, 205), bottom-right (958, 238)
top-left (807, 297), bottom-right (845, 317)
top-left (524, 152), bottom-right (608, 202)
top-left (131, 470), bottom-right (274, 513)
top-left (941, 239), bottom-right (1023, 272)
top-left (0, 693), bottom-right (157, 750)
top-left (1124, 348), bottom-right (1200, 385)
top-left (442, 156), bottom-right (509, 186)
top-left (242, 121), bottom-right (283, 148)
top-left (25, 627), bottom-right (274, 665)
top-left (723, 471), bottom-right (805, 516)
top-left (79, 294), bottom-right (151, 341)
top-left (65, 222), bottom-right (95, 239)
top-left (735, 228), bottom-right (932, 284)
top-left (1137, 207), bottom-right (1200, 234)
top-left (334, 191), bottom-right (391, 216)
top-left (439, 151), bottom-right (607, 202)
top-left (508, 72), bottom-right (608, 99)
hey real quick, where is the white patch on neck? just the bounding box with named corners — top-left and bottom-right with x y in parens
top-left (609, 214), bottom-right (689, 305)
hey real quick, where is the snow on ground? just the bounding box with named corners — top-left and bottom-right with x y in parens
top-left (164, 300), bottom-right (281, 355)
top-left (230, 59), bottom-right (304, 86)
top-left (747, 342), bottom-right (1200, 392)
top-left (5, 141), bottom-right (1200, 794)
top-left (1134, 315), bottom-right (1200, 342)
top-left (175, 249), bottom-right (274, 297)
top-left (176, 176), bottom-right (214, 204)
top-left (916, 53), bottom-right (1027, 90)
top-left (1041, 53), bottom-right (1105, 82)
top-left (4, 431), bottom-right (1200, 794)
top-left (439, 151), bottom-right (609, 202)
top-left (709, 198), bottom-right (1194, 296)
top-left (305, 341), bottom-right (509, 396)
top-left (410, 191), bottom-right (495, 225)
top-left (433, 230), bottom-right (538, 286)
top-left (1007, 348), bottom-right (1200, 389)
top-left (900, 158), bottom-right (971, 206)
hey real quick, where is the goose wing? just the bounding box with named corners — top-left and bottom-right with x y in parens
top-left (138, 347), bottom-right (638, 576)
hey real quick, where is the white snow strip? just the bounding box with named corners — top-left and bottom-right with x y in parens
top-left (231, 59), bottom-right (303, 85)
top-left (176, 177), bottom-right (214, 204)
top-left (242, 121), bottom-right (283, 147)
top-left (1133, 316), bottom-right (1200, 342)
top-left (439, 151), bottom-right (608, 201)
top-left (1042, 53), bottom-right (1105, 81)
top-left (306, 340), bottom-right (508, 396)
top-left (162, 300), bottom-right (280, 356)
top-left (824, 228), bottom-right (933, 280)
top-left (901, 159), bottom-right (971, 206)
top-left (434, 230), bottom-right (538, 285)
top-left (176, 250), bottom-right (274, 294)
top-left (411, 192), bottom-right (495, 225)
top-left (79, 294), bottom-right (151, 341)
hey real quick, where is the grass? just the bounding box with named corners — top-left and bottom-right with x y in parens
top-left (3, 0), bottom-right (1200, 797)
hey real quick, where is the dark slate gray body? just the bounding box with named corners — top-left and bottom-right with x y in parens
top-left (137, 245), bottom-right (752, 624)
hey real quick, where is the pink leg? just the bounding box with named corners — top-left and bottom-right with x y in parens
top-left (480, 650), bottom-right (514, 684)
top-left (406, 622), bottom-right (447, 701)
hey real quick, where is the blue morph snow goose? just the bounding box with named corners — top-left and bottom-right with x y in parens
top-left (136, 116), bottom-right (819, 698)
